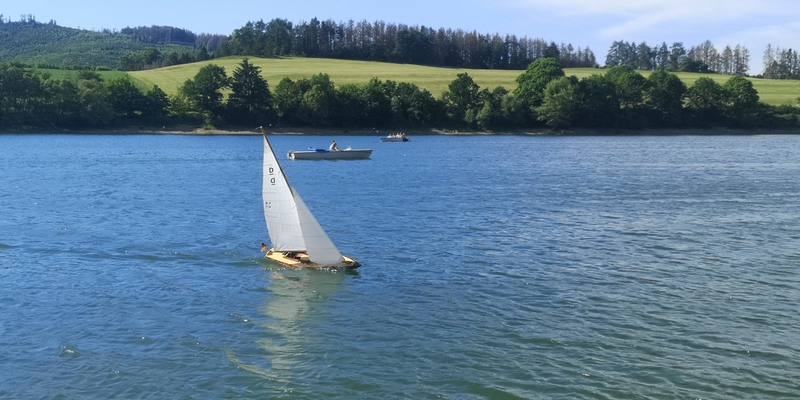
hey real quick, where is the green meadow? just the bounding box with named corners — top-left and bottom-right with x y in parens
top-left (128, 56), bottom-right (800, 106)
top-left (128, 56), bottom-right (527, 98)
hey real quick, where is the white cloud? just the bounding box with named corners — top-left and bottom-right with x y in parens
top-left (494, 0), bottom-right (800, 71)
top-left (499, 0), bottom-right (798, 34)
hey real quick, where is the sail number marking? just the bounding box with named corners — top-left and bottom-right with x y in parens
top-left (265, 166), bottom-right (276, 208)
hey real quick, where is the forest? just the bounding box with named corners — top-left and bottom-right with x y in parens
top-left (4, 13), bottom-right (800, 80)
top-left (0, 14), bottom-right (596, 71)
top-left (2, 13), bottom-right (800, 133)
top-left (0, 15), bottom-right (223, 69)
top-left (605, 40), bottom-right (751, 76)
top-left (3, 58), bottom-right (800, 133)
top-left (214, 18), bottom-right (597, 70)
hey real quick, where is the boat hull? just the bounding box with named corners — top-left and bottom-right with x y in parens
top-left (265, 248), bottom-right (361, 269)
top-left (380, 137), bottom-right (409, 142)
top-left (288, 149), bottom-right (372, 160)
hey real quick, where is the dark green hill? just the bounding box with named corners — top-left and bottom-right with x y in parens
top-left (0, 19), bottom-right (194, 69)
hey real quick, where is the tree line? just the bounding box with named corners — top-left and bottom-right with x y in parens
top-left (118, 25), bottom-right (226, 52)
top-left (214, 18), bottom-right (597, 69)
top-left (762, 45), bottom-right (800, 79)
top-left (120, 25), bottom-right (199, 46)
top-left (605, 40), bottom-right (750, 75)
top-left (128, 16), bottom-right (800, 82)
top-left (170, 58), bottom-right (800, 131)
top-left (119, 47), bottom-right (212, 71)
top-left (6, 12), bottom-right (800, 81)
top-left (0, 63), bottom-right (169, 128)
top-left (531, 60), bottom-right (784, 129)
top-left (4, 58), bottom-right (800, 133)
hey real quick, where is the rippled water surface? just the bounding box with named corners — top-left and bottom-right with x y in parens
top-left (1, 133), bottom-right (799, 398)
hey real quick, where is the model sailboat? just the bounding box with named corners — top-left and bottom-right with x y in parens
top-left (260, 133), bottom-right (360, 269)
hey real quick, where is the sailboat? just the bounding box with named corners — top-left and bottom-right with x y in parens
top-left (260, 133), bottom-right (360, 269)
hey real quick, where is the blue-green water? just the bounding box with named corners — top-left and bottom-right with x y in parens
top-left (1, 133), bottom-right (799, 399)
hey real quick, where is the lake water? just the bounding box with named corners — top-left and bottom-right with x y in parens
top-left (1, 133), bottom-right (799, 399)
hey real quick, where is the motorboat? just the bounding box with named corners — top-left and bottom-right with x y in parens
top-left (287, 148), bottom-right (372, 160)
top-left (380, 133), bottom-right (409, 142)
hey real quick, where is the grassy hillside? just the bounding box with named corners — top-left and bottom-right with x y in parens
top-left (129, 56), bottom-right (528, 98)
top-left (129, 56), bottom-right (800, 106)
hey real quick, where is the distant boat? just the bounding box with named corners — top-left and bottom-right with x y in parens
top-left (261, 133), bottom-right (360, 269)
top-left (380, 133), bottom-right (409, 142)
top-left (288, 148), bottom-right (373, 160)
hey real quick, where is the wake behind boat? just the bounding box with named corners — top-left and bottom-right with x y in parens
top-left (261, 133), bottom-right (360, 269)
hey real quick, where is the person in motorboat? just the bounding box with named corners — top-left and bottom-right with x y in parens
top-left (329, 140), bottom-right (340, 151)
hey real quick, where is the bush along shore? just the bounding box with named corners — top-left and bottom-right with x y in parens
top-left (3, 58), bottom-right (800, 134)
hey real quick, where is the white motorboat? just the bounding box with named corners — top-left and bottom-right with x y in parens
top-left (380, 133), bottom-right (409, 142)
top-left (287, 148), bottom-right (372, 160)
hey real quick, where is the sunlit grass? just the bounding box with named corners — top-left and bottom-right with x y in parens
top-left (128, 56), bottom-right (800, 106)
top-left (129, 56), bottom-right (526, 98)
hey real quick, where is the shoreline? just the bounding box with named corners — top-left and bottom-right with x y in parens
top-left (3, 125), bottom-right (800, 136)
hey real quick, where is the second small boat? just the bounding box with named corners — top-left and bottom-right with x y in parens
top-left (380, 133), bottom-right (409, 142)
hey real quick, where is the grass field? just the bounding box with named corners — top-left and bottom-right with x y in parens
top-left (128, 56), bottom-right (800, 106)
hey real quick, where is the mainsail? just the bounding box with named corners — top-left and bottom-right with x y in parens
top-left (263, 135), bottom-right (304, 251)
top-left (262, 135), bottom-right (345, 265)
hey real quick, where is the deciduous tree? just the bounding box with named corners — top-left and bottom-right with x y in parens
top-left (575, 74), bottom-right (619, 127)
top-left (605, 66), bottom-right (647, 109)
top-left (296, 73), bottom-right (335, 126)
top-left (645, 69), bottom-right (686, 125)
top-left (273, 77), bottom-right (311, 124)
top-left (475, 86), bottom-right (509, 130)
top-left (536, 76), bottom-right (579, 129)
top-left (179, 64), bottom-right (230, 118)
top-left (513, 57), bottom-right (564, 110)
top-left (143, 85), bottom-right (169, 121)
top-left (106, 75), bottom-right (146, 117)
top-left (443, 72), bottom-right (481, 124)
top-left (723, 76), bottom-right (759, 118)
top-left (685, 77), bottom-right (725, 122)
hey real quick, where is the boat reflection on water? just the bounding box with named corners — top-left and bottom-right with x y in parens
top-left (261, 266), bottom-right (353, 327)
top-left (226, 265), bottom-right (357, 385)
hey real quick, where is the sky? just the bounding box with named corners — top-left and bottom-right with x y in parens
top-left (5, 0), bottom-right (800, 74)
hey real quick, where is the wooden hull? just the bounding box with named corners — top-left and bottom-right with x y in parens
top-left (265, 248), bottom-right (361, 269)
top-left (288, 149), bottom-right (372, 160)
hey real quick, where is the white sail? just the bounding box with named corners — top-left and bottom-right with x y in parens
top-left (291, 187), bottom-right (345, 265)
top-left (262, 135), bottom-right (305, 251)
top-left (262, 134), bottom-right (346, 266)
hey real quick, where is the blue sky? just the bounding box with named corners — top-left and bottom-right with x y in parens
top-left (5, 0), bottom-right (800, 74)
